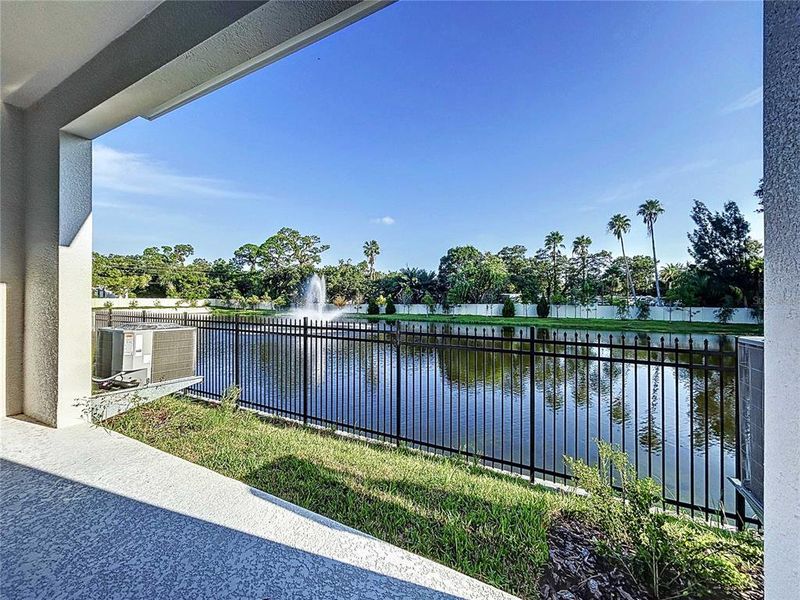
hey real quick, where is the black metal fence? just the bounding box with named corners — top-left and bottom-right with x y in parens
top-left (95, 310), bottom-right (751, 527)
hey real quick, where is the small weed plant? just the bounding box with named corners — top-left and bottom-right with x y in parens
top-left (566, 442), bottom-right (760, 599)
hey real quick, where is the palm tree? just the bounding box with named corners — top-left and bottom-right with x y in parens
top-left (659, 263), bottom-right (684, 292)
top-left (637, 199), bottom-right (665, 303)
top-left (544, 231), bottom-right (565, 300)
top-left (572, 235), bottom-right (592, 292)
top-left (607, 214), bottom-right (636, 300)
top-left (362, 240), bottom-right (380, 280)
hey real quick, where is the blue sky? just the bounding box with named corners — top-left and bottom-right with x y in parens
top-left (94, 0), bottom-right (763, 271)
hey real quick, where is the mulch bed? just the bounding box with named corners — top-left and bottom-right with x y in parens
top-left (538, 518), bottom-right (764, 600)
top-left (539, 518), bottom-right (651, 600)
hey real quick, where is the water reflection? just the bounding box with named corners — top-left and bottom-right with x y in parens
top-left (192, 319), bottom-right (738, 518)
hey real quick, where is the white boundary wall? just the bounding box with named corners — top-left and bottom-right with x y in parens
top-left (94, 299), bottom-right (760, 325)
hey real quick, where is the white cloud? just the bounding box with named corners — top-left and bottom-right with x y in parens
top-left (721, 86), bottom-right (762, 114)
top-left (92, 144), bottom-right (265, 201)
top-left (370, 216), bottom-right (395, 225)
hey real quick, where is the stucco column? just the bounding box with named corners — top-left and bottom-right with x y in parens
top-left (0, 103), bottom-right (25, 416)
top-left (763, 2), bottom-right (800, 597)
top-left (21, 111), bottom-right (92, 427)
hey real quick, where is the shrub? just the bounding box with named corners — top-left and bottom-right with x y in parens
top-left (567, 442), bottom-right (761, 599)
top-left (612, 297), bottom-right (629, 319)
top-left (332, 295), bottom-right (347, 309)
top-left (128, 299), bottom-right (139, 308)
top-left (103, 301), bottom-right (113, 309)
top-left (376, 294), bottom-right (387, 307)
top-left (635, 298), bottom-right (651, 320)
top-left (385, 298), bottom-right (397, 315)
top-left (715, 305), bottom-right (735, 324)
top-left (422, 292), bottom-right (436, 315)
top-left (246, 295), bottom-right (260, 309)
top-left (716, 297), bottom-right (736, 324)
top-left (502, 297), bottom-right (516, 318)
top-left (536, 296), bottom-right (550, 318)
top-left (153, 299), bottom-right (162, 308)
top-left (367, 298), bottom-right (380, 315)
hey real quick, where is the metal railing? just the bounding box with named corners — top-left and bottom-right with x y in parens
top-left (96, 310), bottom-right (751, 527)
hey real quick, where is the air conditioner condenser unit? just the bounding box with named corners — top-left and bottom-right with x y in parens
top-left (94, 323), bottom-right (197, 389)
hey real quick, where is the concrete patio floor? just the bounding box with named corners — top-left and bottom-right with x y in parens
top-left (0, 416), bottom-right (513, 600)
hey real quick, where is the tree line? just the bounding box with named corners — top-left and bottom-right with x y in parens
top-left (93, 199), bottom-right (763, 311)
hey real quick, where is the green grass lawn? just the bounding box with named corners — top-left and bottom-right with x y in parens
top-left (351, 312), bottom-right (763, 336)
top-left (107, 396), bottom-right (577, 598)
top-left (107, 396), bottom-right (761, 598)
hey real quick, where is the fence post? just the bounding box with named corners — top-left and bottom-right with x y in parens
top-left (107, 308), bottom-right (112, 327)
top-left (395, 322), bottom-right (402, 446)
top-left (183, 311), bottom-right (188, 326)
top-left (734, 337), bottom-right (746, 530)
top-left (233, 314), bottom-right (241, 389)
top-left (302, 316), bottom-right (309, 425)
top-left (529, 326), bottom-right (536, 484)
top-left (142, 309), bottom-right (147, 322)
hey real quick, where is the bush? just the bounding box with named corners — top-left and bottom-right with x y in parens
top-left (635, 298), bottom-right (651, 320)
top-left (367, 298), bottom-right (380, 315)
top-left (612, 297), bottom-right (629, 319)
top-left (128, 299), bottom-right (139, 308)
top-left (332, 295), bottom-right (347, 308)
top-left (567, 442), bottom-right (761, 599)
top-left (716, 297), bottom-right (736, 324)
top-left (103, 301), bottom-right (113, 309)
top-left (385, 298), bottom-right (396, 315)
top-left (715, 305), bottom-right (735, 324)
top-left (536, 296), bottom-right (550, 318)
top-left (502, 297), bottom-right (516, 318)
top-left (422, 292), bottom-right (436, 315)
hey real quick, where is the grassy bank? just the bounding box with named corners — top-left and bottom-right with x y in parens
top-left (107, 396), bottom-right (761, 598)
top-left (108, 396), bottom-right (566, 597)
top-left (351, 312), bottom-right (763, 336)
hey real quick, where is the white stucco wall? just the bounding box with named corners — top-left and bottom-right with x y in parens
top-left (763, 2), bottom-right (800, 597)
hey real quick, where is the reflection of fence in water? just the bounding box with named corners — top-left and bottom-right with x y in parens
top-left (94, 310), bottom-right (749, 526)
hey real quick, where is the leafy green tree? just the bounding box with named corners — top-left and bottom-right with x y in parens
top-left (637, 199), bottom-right (665, 303)
top-left (257, 228), bottom-right (329, 301)
top-left (471, 253), bottom-right (509, 303)
top-left (607, 214), bottom-right (636, 300)
top-left (321, 260), bottom-right (368, 304)
top-left (688, 200), bottom-right (763, 306)
top-left (232, 243), bottom-right (261, 271)
top-left (92, 252), bottom-right (151, 297)
top-left (437, 246), bottom-right (482, 297)
top-left (362, 240), bottom-right (380, 280)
